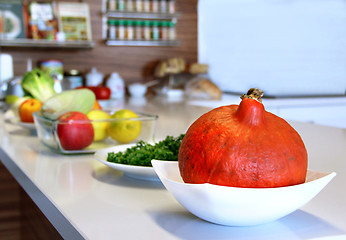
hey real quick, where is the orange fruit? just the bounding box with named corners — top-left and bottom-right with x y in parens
top-left (92, 100), bottom-right (102, 110)
top-left (19, 99), bottom-right (42, 123)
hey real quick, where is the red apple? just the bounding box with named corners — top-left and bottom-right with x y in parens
top-left (57, 111), bottom-right (94, 150)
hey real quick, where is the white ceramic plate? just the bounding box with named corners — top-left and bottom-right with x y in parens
top-left (94, 145), bottom-right (160, 181)
top-left (151, 160), bottom-right (336, 226)
top-left (4, 110), bottom-right (36, 130)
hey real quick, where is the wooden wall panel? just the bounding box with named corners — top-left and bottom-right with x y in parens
top-left (1, 0), bottom-right (198, 85)
top-left (0, 161), bottom-right (20, 240)
top-left (0, 161), bottom-right (62, 239)
top-left (20, 188), bottom-right (62, 240)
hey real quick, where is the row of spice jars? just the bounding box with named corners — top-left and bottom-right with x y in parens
top-left (107, 19), bottom-right (176, 41)
top-left (107, 0), bottom-right (176, 13)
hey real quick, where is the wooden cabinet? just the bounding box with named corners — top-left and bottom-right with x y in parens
top-left (0, 161), bottom-right (62, 239)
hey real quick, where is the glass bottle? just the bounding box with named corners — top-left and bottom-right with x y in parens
top-left (151, 0), bottom-right (159, 12)
top-left (126, 0), bottom-right (134, 11)
top-left (143, 21), bottom-right (151, 40)
top-left (143, 0), bottom-right (150, 12)
top-left (108, 0), bottom-right (116, 11)
top-left (64, 69), bottom-right (83, 89)
top-left (108, 19), bottom-right (117, 40)
top-left (159, 21), bottom-right (168, 40)
top-left (134, 20), bottom-right (142, 40)
top-left (167, 0), bottom-right (175, 13)
top-left (159, 0), bottom-right (167, 12)
top-left (168, 21), bottom-right (176, 40)
top-left (117, 19), bottom-right (126, 40)
top-left (125, 20), bottom-right (134, 40)
top-left (135, 0), bottom-right (142, 12)
top-left (151, 21), bottom-right (160, 40)
top-left (117, 0), bottom-right (125, 11)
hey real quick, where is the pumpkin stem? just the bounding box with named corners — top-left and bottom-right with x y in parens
top-left (240, 88), bottom-right (264, 103)
top-left (237, 88), bottom-right (265, 126)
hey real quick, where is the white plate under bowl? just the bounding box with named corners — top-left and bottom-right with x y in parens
top-left (94, 145), bottom-right (160, 181)
top-left (4, 110), bottom-right (36, 130)
top-left (151, 160), bottom-right (336, 226)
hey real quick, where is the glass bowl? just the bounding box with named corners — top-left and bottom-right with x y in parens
top-left (33, 111), bottom-right (158, 154)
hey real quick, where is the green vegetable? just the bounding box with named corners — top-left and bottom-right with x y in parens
top-left (107, 134), bottom-right (185, 166)
top-left (41, 89), bottom-right (96, 120)
top-left (21, 68), bottom-right (56, 102)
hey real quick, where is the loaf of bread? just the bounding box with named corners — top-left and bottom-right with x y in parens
top-left (154, 61), bottom-right (167, 78)
top-left (154, 57), bottom-right (186, 77)
top-left (185, 78), bottom-right (222, 100)
top-left (188, 63), bottom-right (208, 74)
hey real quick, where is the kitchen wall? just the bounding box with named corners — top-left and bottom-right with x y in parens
top-left (198, 0), bottom-right (346, 97)
top-left (1, 0), bottom-right (198, 85)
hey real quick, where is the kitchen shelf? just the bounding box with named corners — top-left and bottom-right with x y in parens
top-left (102, 0), bottom-right (180, 47)
top-left (0, 39), bottom-right (95, 49)
top-left (105, 39), bottom-right (179, 46)
top-left (105, 11), bottom-right (181, 20)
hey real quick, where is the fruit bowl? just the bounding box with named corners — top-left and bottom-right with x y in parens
top-left (151, 160), bottom-right (336, 226)
top-left (33, 111), bottom-right (158, 154)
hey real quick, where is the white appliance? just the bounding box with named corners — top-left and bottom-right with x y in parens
top-left (0, 53), bottom-right (14, 82)
top-left (198, 0), bottom-right (346, 97)
top-left (0, 53), bottom-right (14, 100)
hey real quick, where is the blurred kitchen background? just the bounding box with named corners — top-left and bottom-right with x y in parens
top-left (1, 0), bottom-right (346, 127)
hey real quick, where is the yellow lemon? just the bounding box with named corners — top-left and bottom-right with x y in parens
top-left (108, 109), bottom-right (141, 144)
top-left (87, 110), bottom-right (111, 141)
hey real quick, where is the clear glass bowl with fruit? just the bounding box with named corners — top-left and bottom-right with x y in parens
top-left (33, 89), bottom-right (157, 154)
top-left (33, 110), bottom-right (158, 154)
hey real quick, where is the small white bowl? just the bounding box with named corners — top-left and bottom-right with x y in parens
top-left (128, 83), bottom-right (147, 97)
top-left (151, 160), bottom-right (336, 226)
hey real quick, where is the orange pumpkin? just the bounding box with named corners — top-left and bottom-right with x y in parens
top-left (178, 88), bottom-right (308, 188)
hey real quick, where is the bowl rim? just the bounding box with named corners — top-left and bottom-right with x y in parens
top-left (33, 111), bottom-right (159, 123)
top-left (151, 160), bottom-right (337, 190)
top-left (151, 160), bottom-right (337, 226)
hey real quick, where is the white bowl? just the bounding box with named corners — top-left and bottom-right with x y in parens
top-left (128, 83), bottom-right (147, 97)
top-left (151, 160), bottom-right (336, 226)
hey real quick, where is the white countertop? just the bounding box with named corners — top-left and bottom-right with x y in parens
top-left (1, 96), bottom-right (346, 240)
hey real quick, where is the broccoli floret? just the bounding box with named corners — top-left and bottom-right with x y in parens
top-left (21, 68), bottom-right (56, 102)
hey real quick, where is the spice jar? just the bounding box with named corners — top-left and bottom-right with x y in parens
top-left (108, 0), bottom-right (116, 11)
top-left (168, 21), bottom-right (176, 40)
top-left (143, 0), bottom-right (150, 12)
top-left (108, 19), bottom-right (117, 40)
top-left (117, 0), bottom-right (125, 11)
top-left (125, 20), bottom-right (134, 40)
top-left (167, 0), bottom-right (175, 13)
top-left (151, 0), bottom-right (159, 12)
top-left (143, 21), bottom-right (151, 40)
top-left (159, 21), bottom-right (168, 40)
top-left (135, 0), bottom-right (142, 12)
top-left (64, 69), bottom-right (83, 89)
top-left (159, 0), bottom-right (167, 12)
top-left (125, 0), bottom-right (134, 11)
top-left (117, 19), bottom-right (126, 40)
top-left (134, 20), bottom-right (143, 40)
top-left (151, 21), bottom-right (160, 40)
